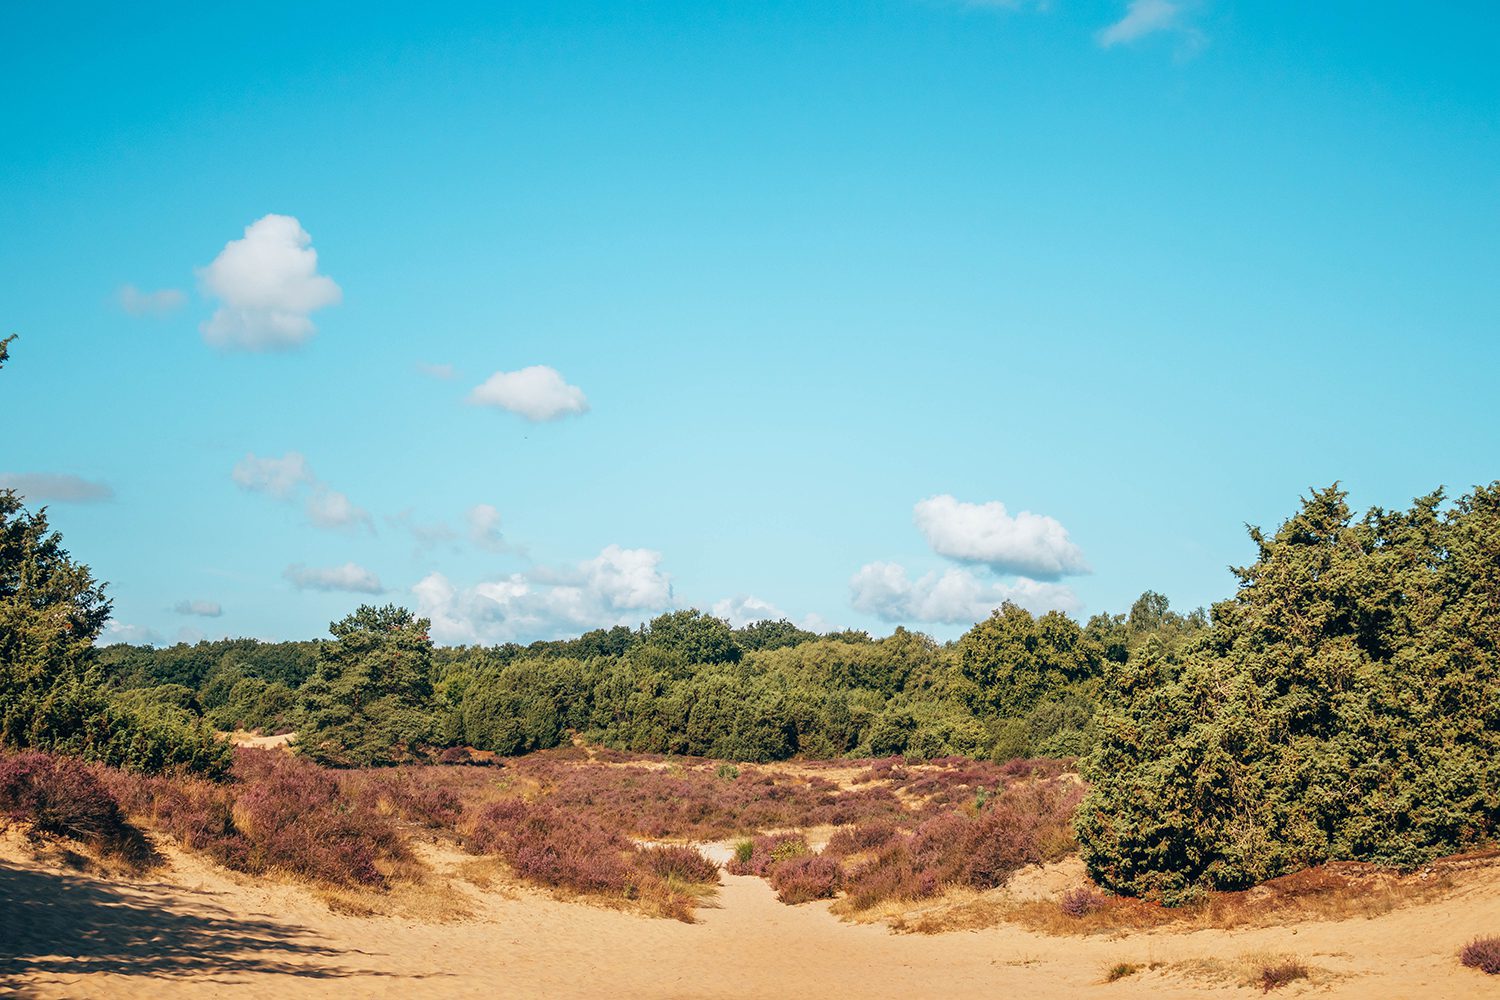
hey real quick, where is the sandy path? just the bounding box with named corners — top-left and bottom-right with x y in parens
top-left (2, 845), bottom-right (1498, 999)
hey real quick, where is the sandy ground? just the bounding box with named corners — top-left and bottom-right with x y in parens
top-left (2, 839), bottom-right (1499, 999)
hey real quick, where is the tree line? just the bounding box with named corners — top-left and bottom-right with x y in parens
top-left (4, 339), bottom-right (1497, 901)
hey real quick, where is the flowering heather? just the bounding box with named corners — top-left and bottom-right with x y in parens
top-left (0, 750), bottom-right (130, 847)
top-left (1059, 886), bottom-right (1107, 918)
top-left (639, 844), bottom-right (720, 884)
top-left (836, 777), bottom-right (1083, 910)
top-left (508, 753), bottom-right (907, 841)
top-left (461, 797), bottom-right (715, 919)
top-left (768, 853), bottom-right (841, 904)
top-left (1461, 937), bottom-right (1500, 975)
top-left (726, 832), bottom-right (809, 877)
top-left (109, 749), bottom-right (410, 888)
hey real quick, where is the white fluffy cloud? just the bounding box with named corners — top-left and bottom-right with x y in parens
top-left (232, 451), bottom-right (370, 531)
top-left (850, 562), bottom-right (1079, 624)
top-left (468, 366), bottom-right (589, 421)
top-left (417, 362), bottom-right (456, 380)
top-left (710, 595), bottom-right (787, 628)
top-left (118, 284), bottom-right (185, 317)
top-left (413, 545), bottom-right (672, 644)
top-left (173, 599), bottom-right (223, 618)
top-left (197, 214), bottom-right (342, 350)
top-left (913, 494), bottom-right (1088, 580)
top-left (0, 472), bottom-right (114, 503)
top-left (283, 562), bottom-right (385, 594)
top-left (1097, 0), bottom-right (1183, 47)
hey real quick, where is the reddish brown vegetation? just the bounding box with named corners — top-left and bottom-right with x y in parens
top-left (1257, 959), bottom-right (1310, 991)
top-left (829, 779), bottom-right (1083, 911)
top-left (639, 844), bottom-right (720, 884)
top-left (1059, 886), bottom-right (1107, 918)
top-left (1461, 936), bottom-right (1500, 975)
top-left (727, 832), bottom-right (810, 877)
top-left (109, 749), bottom-right (411, 887)
top-left (0, 750), bottom-right (130, 847)
top-left (769, 853), bottom-right (842, 903)
top-left (460, 797), bottom-right (718, 919)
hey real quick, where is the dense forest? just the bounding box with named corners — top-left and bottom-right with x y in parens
top-left (5, 328), bottom-right (1498, 904)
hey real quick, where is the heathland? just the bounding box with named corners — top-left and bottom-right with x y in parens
top-left (3, 330), bottom-right (1500, 994)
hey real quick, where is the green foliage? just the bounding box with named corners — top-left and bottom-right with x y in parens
top-left (733, 618), bottom-right (818, 652)
top-left (957, 604), bottom-right (1104, 718)
top-left (296, 605), bottom-right (439, 766)
top-left (640, 609), bottom-right (742, 667)
top-left (1078, 484), bottom-right (1500, 903)
top-left (0, 490), bottom-right (228, 775)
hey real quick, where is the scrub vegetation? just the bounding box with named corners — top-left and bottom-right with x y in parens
top-left (2, 343), bottom-right (1498, 918)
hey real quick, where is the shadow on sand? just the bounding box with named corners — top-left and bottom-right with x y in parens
top-left (0, 860), bottom-right (399, 995)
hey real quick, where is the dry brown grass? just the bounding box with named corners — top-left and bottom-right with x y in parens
top-left (1164, 951), bottom-right (1330, 991)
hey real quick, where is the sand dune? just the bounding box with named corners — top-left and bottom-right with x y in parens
top-left (2, 838), bottom-right (1497, 999)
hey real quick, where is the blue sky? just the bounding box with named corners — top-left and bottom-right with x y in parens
top-left (2, 1), bottom-right (1496, 646)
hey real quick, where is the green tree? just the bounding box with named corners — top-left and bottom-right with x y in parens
top-left (296, 604), bottom-right (439, 766)
top-left (1078, 484), bottom-right (1500, 902)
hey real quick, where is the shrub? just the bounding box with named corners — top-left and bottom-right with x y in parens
top-left (0, 750), bottom-right (128, 844)
top-left (109, 749), bottom-right (409, 888)
top-left (726, 832), bottom-right (808, 877)
top-left (1079, 486), bottom-right (1500, 902)
top-left (838, 776), bottom-right (1081, 910)
top-left (639, 844), bottom-right (719, 884)
top-left (1059, 886), bottom-right (1107, 918)
top-left (769, 853), bottom-right (841, 903)
top-left (824, 822), bottom-right (899, 857)
top-left (463, 798), bottom-right (635, 894)
top-left (1105, 963), bottom-right (1139, 982)
top-left (1461, 937), bottom-right (1500, 975)
top-left (1257, 959), bottom-right (1309, 992)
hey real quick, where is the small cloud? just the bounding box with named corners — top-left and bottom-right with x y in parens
top-left (849, 561), bottom-right (1079, 624)
top-left (913, 494), bottom-right (1088, 580)
top-left (466, 504), bottom-right (507, 552)
top-left (0, 472), bottom-right (114, 503)
top-left (172, 599), bottom-right (223, 618)
top-left (232, 451), bottom-right (369, 532)
top-left (1096, 0), bottom-right (1197, 48)
top-left (118, 284), bottom-right (185, 317)
top-left (469, 366), bottom-right (589, 422)
top-left (100, 621), bottom-right (164, 646)
top-left (305, 485), bottom-right (373, 532)
top-left (711, 595), bottom-right (786, 628)
top-left (232, 452), bottom-right (314, 500)
top-left (197, 214), bottom-right (342, 351)
top-left (417, 362), bottom-right (456, 380)
top-left (283, 562), bottom-right (385, 594)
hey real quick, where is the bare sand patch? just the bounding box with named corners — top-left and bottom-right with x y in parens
top-left (3, 833), bottom-right (1499, 999)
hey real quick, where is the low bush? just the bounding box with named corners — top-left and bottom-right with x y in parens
top-left (769, 853), bottom-right (841, 903)
top-left (1461, 937), bottom-right (1500, 975)
top-left (1256, 959), bottom-right (1309, 992)
top-left (838, 777), bottom-right (1081, 910)
top-left (463, 798), bottom-right (635, 894)
top-left (726, 832), bottom-right (808, 877)
top-left (1059, 886), bottom-right (1107, 918)
top-left (0, 750), bottom-right (129, 845)
top-left (109, 749), bottom-right (409, 888)
top-left (639, 844), bottom-right (719, 884)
